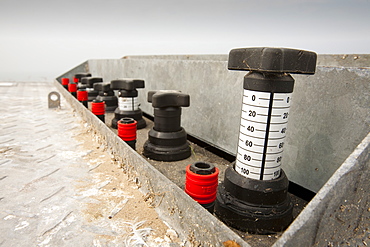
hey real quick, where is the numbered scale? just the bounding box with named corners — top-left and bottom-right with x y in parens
top-left (118, 96), bottom-right (139, 111)
top-left (235, 90), bottom-right (292, 180)
top-left (215, 47), bottom-right (317, 233)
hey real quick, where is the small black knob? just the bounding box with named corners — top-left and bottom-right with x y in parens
top-left (86, 77), bottom-right (103, 87)
top-left (190, 162), bottom-right (216, 175)
top-left (228, 47), bottom-right (317, 74)
top-left (74, 73), bottom-right (91, 80)
top-left (110, 79), bottom-right (145, 90)
top-left (80, 77), bottom-right (90, 86)
top-left (148, 90), bottom-right (190, 108)
top-left (120, 117), bottom-right (136, 124)
top-left (94, 82), bottom-right (111, 92)
top-left (148, 90), bottom-right (190, 133)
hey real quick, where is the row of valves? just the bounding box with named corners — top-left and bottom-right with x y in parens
top-left (59, 47), bottom-right (318, 234)
top-left (61, 76), bottom-right (191, 162)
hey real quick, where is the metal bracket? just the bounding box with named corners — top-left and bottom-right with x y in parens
top-left (48, 91), bottom-right (61, 108)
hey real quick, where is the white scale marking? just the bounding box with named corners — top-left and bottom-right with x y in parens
top-left (118, 97), bottom-right (139, 111)
top-left (235, 90), bottom-right (292, 180)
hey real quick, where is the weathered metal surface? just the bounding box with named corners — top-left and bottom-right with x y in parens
top-left (0, 82), bottom-right (182, 246)
top-left (54, 80), bottom-right (250, 246)
top-left (48, 91), bottom-right (60, 108)
top-left (0, 82), bottom-right (96, 246)
top-left (273, 132), bottom-right (370, 247)
top-left (55, 54), bottom-right (369, 246)
top-left (86, 55), bottom-right (370, 192)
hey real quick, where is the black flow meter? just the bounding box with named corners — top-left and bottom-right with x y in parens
top-left (214, 47), bottom-right (317, 233)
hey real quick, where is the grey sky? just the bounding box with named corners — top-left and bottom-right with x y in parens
top-left (1, 0), bottom-right (369, 81)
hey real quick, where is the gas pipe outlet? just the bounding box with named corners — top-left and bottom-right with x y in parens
top-left (91, 99), bottom-right (105, 123)
top-left (117, 117), bottom-right (137, 150)
top-left (185, 162), bottom-right (219, 213)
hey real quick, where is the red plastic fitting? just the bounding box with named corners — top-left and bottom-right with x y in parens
top-left (68, 82), bottom-right (77, 93)
top-left (73, 77), bottom-right (79, 83)
top-left (185, 163), bottom-right (219, 205)
top-left (77, 89), bottom-right (88, 102)
top-left (91, 100), bottom-right (105, 116)
top-left (61, 78), bottom-right (69, 86)
top-left (118, 118), bottom-right (137, 141)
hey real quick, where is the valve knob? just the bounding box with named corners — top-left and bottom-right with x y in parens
top-left (111, 79), bottom-right (145, 91)
top-left (94, 82), bottom-right (112, 92)
top-left (148, 90), bottom-right (190, 108)
top-left (86, 77), bottom-right (103, 87)
top-left (94, 82), bottom-right (118, 112)
top-left (82, 77), bottom-right (102, 102)
top-left (79, 77), bottom-right (90, 89)
top-left (74, 73), bottom-right (91, 82)
top-left (228, 47), bottom-right (317, 74)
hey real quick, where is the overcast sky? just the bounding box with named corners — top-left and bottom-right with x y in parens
top-left (1, 0), bottom-right (369, 82)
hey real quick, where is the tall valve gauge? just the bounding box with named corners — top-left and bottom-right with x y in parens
top-left (215, 47), bottom-right (317, 233)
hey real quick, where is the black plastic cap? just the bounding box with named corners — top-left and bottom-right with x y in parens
top-left (228, 47), bottom-right (317, 74)
top-left (190, 162), bottom-right (216, 175)
top-left (148, 90), bottom-right (190, 108)
top-left (94, 82), bottom-right (111, 92)
top-left (119, 117), bottom-right (135, 124)
top-left (80, 77), bottom-right (90, 85)
top-left (87, 77), bottom-right (103, 87)
top-left (74, 73), bottom-right (91, 79)
top-left (110, 79), bottom-right (145, 90)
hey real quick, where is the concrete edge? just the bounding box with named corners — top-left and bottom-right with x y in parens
top-left (272, 132), bottom-right (370, 246)
top-left (53, 80), bottom-right (250, 247)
